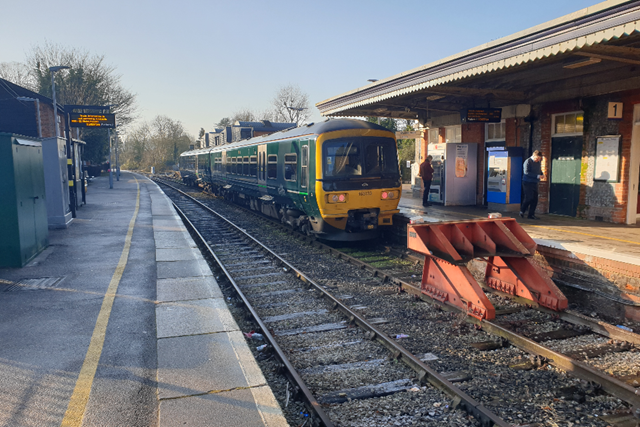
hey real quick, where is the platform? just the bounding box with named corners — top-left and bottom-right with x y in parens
top-left (0, 173), bottom-right (287, 427)
top-left (397, 185), bottom-right (640, 322)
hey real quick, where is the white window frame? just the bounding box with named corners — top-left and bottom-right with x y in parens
top-left (552, 111), bottom-right (584, 137)
top-left (445, 125), bottom-right (461, 143)
top-left (485, 121), bottom-right (506, 142)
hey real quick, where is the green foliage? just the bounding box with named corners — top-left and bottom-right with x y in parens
top-left (366, 117), bottom-right (398, 131)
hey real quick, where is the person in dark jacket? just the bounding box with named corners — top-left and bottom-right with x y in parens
top-left (520, 150), bottom-right (544, 220)
top-left (419, 155), bottom-right (434, 208)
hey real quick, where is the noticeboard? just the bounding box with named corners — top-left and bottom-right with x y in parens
top-left (464, 108), bottom-right (502, 123)
top-left (594, 135), bottom-right (621, 182)
top-left (69, 113), bottom-right (116, 128)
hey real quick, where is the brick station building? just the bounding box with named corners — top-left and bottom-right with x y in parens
top-left (317, 0), bottom-right (640, 225)
top-left (0, 78), bottom-right (65, 138)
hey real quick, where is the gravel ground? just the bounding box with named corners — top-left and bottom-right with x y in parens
top-left (160, 181), bottom-right (637, 427)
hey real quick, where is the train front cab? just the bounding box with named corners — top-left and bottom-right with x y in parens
top-left (313, 129), bottom-right (401, 240)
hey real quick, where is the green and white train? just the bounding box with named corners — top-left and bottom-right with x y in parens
top-left (179, 118), bottom-right (402, 241)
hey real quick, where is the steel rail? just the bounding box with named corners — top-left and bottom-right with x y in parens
top-left (158, 180), bottom-right (509, 427)
top-left (156, 177), bottom-right (640, 416)
top-left (169, 201), bottom-right (335, 427)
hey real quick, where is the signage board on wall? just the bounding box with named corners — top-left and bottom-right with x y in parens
top-left (463, 108), bottom-right (502, 123)
top-left (69, 113), bottom-right (116, 128)
top-left (594, 135), bottom-right (621, 182)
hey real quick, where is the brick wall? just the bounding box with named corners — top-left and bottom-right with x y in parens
top-left (534, 93), bottom-right (640, 223)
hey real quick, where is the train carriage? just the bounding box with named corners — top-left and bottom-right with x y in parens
top-left (179, 119), bottom-right (402, 241)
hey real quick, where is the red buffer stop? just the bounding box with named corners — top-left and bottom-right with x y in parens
top-left (407, 218), bottom-right (568, 320)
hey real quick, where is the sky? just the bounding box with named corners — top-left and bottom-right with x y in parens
top-left (1, 0), bottom-right (603, 138)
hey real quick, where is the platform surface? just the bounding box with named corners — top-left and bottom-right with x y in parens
top-left (398, 185), bottom-right (640, 264)
top-left (0, 173), bottom-right (287, 427)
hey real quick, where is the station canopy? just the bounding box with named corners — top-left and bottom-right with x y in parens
top-left (316, 1), bottom-right (640, 122)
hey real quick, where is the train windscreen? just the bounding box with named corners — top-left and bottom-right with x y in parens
top-left (323, 137), bottom-right (398, 179)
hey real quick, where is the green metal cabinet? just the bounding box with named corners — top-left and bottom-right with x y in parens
top-left (0, 133), bottom-right (49, 267)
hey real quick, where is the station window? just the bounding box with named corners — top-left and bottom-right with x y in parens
top-left (241, 156), bottom-right (248, 175)
top-left (267, 154), bottom-right (278, 179)
top-left (553, 112), bottom-right (584, 135)
top-left (427, 129), bottom-right (439, 144)
top-left (250, 156), bottom-right (257, 177)
top-left (284, 153), bottom-right (297, 182)
top-left (445, 125), bottom-right (461, 143)
top-left (485, 122), bottom-right (506, 141)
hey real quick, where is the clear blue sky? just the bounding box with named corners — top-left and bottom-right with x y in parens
top-left (1, 0), bottom-right (600, 138)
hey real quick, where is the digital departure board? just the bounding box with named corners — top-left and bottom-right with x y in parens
top-left (69, 113), bottom-right (116, 128)
top-left (464, 108), bottom-right (502, 123)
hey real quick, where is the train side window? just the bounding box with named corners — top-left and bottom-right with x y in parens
top-left (232, 157), bottom-right (238, 174)
top-left (267, 155), bottom-right (278, 179)
top-left (237, 157), bottom-right (243, 175)
top-left (243, 156), bottom-right (249, 175)
top-left (301, 146), bottom-right (308, 188)
top-left (250, 156), bottom-right (257, 177)
top-left (284, 153), bottom-right (297, 182)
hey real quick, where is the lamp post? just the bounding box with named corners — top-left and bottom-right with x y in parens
top-left (49, 66), bottom-right (69, 138)
top-left (104, 104), bottom-right (117, 189)
top-left (16, 97), bottom-right (42, 138)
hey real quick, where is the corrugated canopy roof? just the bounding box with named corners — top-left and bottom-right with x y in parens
top-left (316, 0), bottom-right (640, 121)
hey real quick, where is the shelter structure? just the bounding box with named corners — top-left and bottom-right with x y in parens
top-left (317, 0), bottom-right (640, 224)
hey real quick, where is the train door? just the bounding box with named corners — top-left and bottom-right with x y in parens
top-left (258, 144), bottom-right (267, 195)
top-left (301, 143), bottom-right (309, 192)
top-left (221, 151), bottom-right (227, 181)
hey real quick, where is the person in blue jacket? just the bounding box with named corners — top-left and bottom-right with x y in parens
top-left (520, 150), bottom-right (544, 220)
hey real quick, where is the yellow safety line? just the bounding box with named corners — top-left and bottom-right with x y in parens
top-left (61, 177), bottom-right (140, 427)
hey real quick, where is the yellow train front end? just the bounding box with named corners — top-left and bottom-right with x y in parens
top-left (313, 128), bottom-right (402, 241)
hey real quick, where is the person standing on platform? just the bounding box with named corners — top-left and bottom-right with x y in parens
top-left (520, 150), bottom-right (544, 220)
top-left (418, 155), bottom-right (434, 209)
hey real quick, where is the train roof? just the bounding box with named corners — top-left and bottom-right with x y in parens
top-left (179, 118), bottom-right (394, 157)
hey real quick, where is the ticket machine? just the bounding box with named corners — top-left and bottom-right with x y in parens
top-left (486, 146), bottom-right (523, 211)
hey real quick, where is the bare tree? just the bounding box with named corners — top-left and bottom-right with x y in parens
top-left (231, 108), bottom-right (257, 123)
top-left (0, 61), bottom-right (37, 90)
top-left (270, 84), bottom-right (310, 125)
top-left (26, 41), bottom-right (137, 128)
top-left (120, 116), bottom-right (191, 171)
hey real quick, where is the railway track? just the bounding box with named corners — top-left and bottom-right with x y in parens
top-left (153, 175), bottom-right (640, 426)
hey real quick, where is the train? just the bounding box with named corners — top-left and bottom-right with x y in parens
top-left (179, 118), bottom-right (402, 241)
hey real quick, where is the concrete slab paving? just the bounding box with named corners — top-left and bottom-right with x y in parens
top-left (156, 298), bottom-right (238, 338)
top-left (157, 276), bottom-right (223, 302)
top-left (158, 386), bottom-right (288, 427)
top-left (154, 231), bottom-right (198, 249)
top-left (157, 258), bottom-right (212, 279)
top-left (157, 331), bottom-right (266, 400)
top-left (152, 218), bottom-right (187, 232)
top-left (156, 247), bottom-right (202, 262)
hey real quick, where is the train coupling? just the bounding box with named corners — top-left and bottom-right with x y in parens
top-left (346, 208), bottom-right (379, 232)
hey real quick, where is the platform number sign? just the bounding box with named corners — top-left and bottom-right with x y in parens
top-left (608, 102), bottom-right (623, 120)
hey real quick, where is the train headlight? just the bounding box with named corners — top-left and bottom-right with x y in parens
top-left (327, 193), bottom-right (347, 203)
top-left (381, 191), bottom-right (398, 200)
